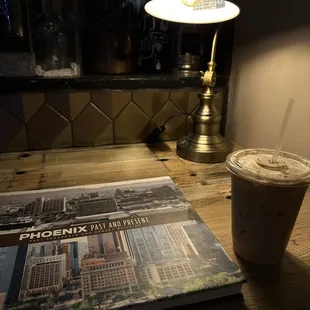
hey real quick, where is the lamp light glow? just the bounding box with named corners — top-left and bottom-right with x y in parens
top-left (144, 0), bottom-right (240, 24)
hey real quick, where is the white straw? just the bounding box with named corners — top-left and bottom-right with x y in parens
top-left (271, 98), bottom-right (295, 163)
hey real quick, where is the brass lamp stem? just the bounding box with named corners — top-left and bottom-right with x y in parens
top-left (201, 28), bottom-right (219, 93)
top-left (210, 29), bottom-right (219, 63)
top-left (176, 28), bottom-right (232, 163)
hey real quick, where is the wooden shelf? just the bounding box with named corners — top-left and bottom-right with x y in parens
top-left (0, 74), bottom-right (229, 93)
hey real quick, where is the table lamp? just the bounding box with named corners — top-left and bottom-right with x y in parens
top-left (145, 0), bottom-right (240, 163)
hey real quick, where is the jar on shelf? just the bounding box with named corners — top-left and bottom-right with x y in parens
top-left (31, 0), bottom-right (81, 78)
top-left (173, 23), bottom-right (205, 77)
top-left (172, 20), bottom-right (235, 78)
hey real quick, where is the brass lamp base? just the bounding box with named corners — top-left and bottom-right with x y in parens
top-left (176, 91), bottom-right (232, 163)
top-left (176, 135), bottom-right (232, 163)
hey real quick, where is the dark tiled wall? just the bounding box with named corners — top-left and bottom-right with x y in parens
top-left (0, 89), bottom-right (224, 152)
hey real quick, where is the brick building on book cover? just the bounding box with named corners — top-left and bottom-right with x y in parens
top-left (22, 254), bottom-right (67, 297)
top-left (80, 256), bottom-right (138, 297)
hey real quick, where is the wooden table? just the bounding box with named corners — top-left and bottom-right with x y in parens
top-left (0, 142), bottom-right (309, 310)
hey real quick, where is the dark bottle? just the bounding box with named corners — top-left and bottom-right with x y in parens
top-left (0, 0), bottom-right (30, 52)
top-left (134, 0), bottom-right (172, 73)
top-left (0, 0), bottom-right (36, 76)
top-left (0, 0), bottom-right (23, 37)
top-left (82, 0), bottom-right (135, 74)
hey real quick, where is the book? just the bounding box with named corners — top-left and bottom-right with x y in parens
top-left (0, 176), bottom-right (245, 310)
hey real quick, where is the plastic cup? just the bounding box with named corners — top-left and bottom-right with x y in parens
top-left (226, 149), bottom-right (310, 265)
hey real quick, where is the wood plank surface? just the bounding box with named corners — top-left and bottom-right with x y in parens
top-left (0, 142), bottom-right (309, 310)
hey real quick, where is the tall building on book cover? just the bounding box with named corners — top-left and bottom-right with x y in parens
top-left (0, 177), bottom-right (245, 310)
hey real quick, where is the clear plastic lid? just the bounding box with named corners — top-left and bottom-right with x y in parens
top-left (226, 149), bottom-right (310, 186)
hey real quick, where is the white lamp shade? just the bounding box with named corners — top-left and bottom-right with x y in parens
top-left (144, 0), bottom-right (240, 24)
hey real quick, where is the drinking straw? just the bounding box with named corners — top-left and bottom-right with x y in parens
top-left (271, 98), bottom-right (294, 163)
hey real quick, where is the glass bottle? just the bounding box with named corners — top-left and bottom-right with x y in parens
top-left (34, 0), bottom-right (80, 77)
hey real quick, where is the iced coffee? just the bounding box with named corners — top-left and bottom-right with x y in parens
top-left (226, 149), bottom-right (310, 265)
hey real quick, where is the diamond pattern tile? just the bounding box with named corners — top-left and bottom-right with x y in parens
top-left (0, 93), bottom-right (44, 122)
top-left (153, 101), bottom-right (186, 140)
top-left (27, 105), bottom-right (72, 150)
top-left (73, 103), bottom-right (113, 147)
top-left (46, 92), bottom-right (90, 121)
top-left (170, 91), bottom-right (200, 114)
top-left (0, 89), bottom-right (226, 152)
top-left (22, 93), bottom-right (45, 121)
top-left (115, 102), bottom-right (154, 143)
top-left (92, 91), bottom-right (131, 120)
top-left (0, 106), bottom-right (28, 152)
top-left (133, 91), bottom-right (169, 118)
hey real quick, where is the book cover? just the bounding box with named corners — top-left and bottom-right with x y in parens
top-left (0, 176), bottom-right (245, 310)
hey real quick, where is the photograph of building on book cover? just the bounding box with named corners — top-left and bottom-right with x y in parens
top-left (0, 177), bottom-right (244, 310)
top-left (0, 177), bottom-right (189, 235)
